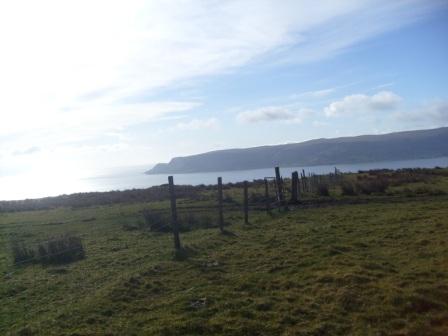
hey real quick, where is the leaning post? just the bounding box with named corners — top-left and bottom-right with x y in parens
top-left (217, 177), bottom-right (224, 233)
top-left (302, 169), bottom-right (307, 192)
top-left (275, 166), bottom-right (285, 209)
top-left (168, 176), bottom-right (181, 250)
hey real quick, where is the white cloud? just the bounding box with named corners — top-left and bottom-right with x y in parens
top-left (395, 101), bottom-right (448, 126)
top-left (369, 91), bottom-right (402, 109)
top-left (324, 91), bottom-right (402, 117)
top-left (293, 88), bottom-right (335, 99)
top-left (0, 0), bottom-right (444, 180)
top-left (175, 118), bottom-right (219, 131)
top-left (371, 82), bottom-right (395, 91)
top-left (237, 106), bottom-right (312, 123)
top-left (276, 1), bottom-right (445, 64)
top-left (0, 1), bottom-right (441, 135)
top-left (0, 100), bottom-right (200, 143)
top-left (0, 100), bottom-right (199, 173)
top-left (12, 146), bottom-right (40, 156)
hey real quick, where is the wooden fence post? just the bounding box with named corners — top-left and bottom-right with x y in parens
top-left (217, 177), bottom-right (224, 233)
top-left (168, 176), bottom-right (181, 250)
top-left (264, 178), bottom-right (271, 213)
top-left (275, 167), bottom-right (285, 207)
top-left (243, 181), bottom-right (249, 224)
top-left (302, 169), bottom-right (307, 192)
top-left (308, 173), bottom-right (313, 193)
top-left (291, 171), bottom-right (298, 203)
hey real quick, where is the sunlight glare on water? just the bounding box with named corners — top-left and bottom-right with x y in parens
top-left (0, 166), bottom-right (92, 201)
top-left (1, 157), bottom-right (447, 201)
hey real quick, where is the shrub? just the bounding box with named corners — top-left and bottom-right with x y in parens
top-left (413, 186), bottom-right (447, 196)
top-left (356, 178), bottom-right (389, 195)
top-left (11, 234), bottom-right (85, 266)
top-left (140, 209), bottom-right (170, 232)
top-left (11, 239), bottom-right (36, 264)
top-left (249, 192), bottom-right (266, 204)
top-left (137, 208), bottom-right (216, 233)
top-left (223, 194), bottom-right (238, 205)
top-left (38, 235), bottom-right (85, 264)
top-left (179, 213), bottom-right (215, 231)
top-left (341, 182), bottom-right (357, 196)
top-left (317, 183), bottom-right (330, 197)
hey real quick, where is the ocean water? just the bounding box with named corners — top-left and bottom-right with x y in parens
top-left (1, 157), bottom-right (448, 201)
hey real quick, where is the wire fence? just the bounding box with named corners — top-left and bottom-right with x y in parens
top-left (1, 166), bottom-right (345, 283)
top-left (0, 165), bottom-right (363, 336)
top-left (2, 165), bottom-right (448, 334)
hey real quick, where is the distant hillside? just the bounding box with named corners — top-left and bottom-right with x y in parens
top-left (146, 127), bottom-right (448, 174)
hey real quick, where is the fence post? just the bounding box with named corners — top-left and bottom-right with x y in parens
top-left (264, 178), bottom-right (271, 213)
top-left (301, 169), bottom-right (307, 192)
top-left (291, 171), bottom-right (299, 203)
top-left (275, 167), bottom-right (285, 207)
top-left (243, 181), bottom-right (249, 224)
top-left (168, 176), bottom-right (181, 250)
top-left (217, 177), bottom-right (224, 233)
top-left (308, 173), bottom-right (312, 193)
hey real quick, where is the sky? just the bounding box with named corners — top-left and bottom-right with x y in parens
top-left (1, 0), bottom-right (448, 181)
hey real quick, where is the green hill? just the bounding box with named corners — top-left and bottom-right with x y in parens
top-left (147, 127), bottom-right (448, 174)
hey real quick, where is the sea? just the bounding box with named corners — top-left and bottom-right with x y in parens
top-left (1, 157), bottom-right (447, 201)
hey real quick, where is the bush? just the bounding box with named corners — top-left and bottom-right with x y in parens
top-left (140, 209), bottom-right (170, 232)
top-left (223, 194), bottom-right (238, 205)
top-left (412, 186), bottom-right (447, 196)
top-left (341, 182), bottom-right (357, 196)
top-left (11, 234), bottom-right (85, 266)
top-left (37, 235), bottom-right (85, 264)
top-left (355, 178), bottom-right (389, 195)
top-left (317, 183), bottom-right (330, 197)
top-left (179, 213), bottom-right (215, 231)
top-left (11, 240), bottom-right (35, 264)
top-left (137, 209), bottom-right (215, 233)
top-left (249, 192), bottom-right (266, 203)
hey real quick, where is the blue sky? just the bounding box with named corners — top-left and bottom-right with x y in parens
top-left (0, 0), bottom-right (447, 179)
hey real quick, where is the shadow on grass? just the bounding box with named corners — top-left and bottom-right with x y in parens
top-left (220, 229), bottom-right (238, 237)
top-left (173, 245), bottom-right (197, 261)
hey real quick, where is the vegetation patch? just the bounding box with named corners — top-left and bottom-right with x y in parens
top-left (10, 234), bottom-right (85, 266)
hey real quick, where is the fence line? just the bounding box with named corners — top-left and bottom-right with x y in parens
top-left (2, 166), bottom-right (345, 275)
top-left (1, 164), bottom-right (351, 335)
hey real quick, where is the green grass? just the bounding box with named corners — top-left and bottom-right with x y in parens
top-left (1, 171), bottom-right (448, 335)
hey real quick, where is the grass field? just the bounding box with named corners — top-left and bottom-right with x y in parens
top-left (1, 169), bottom-right (448, 335)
